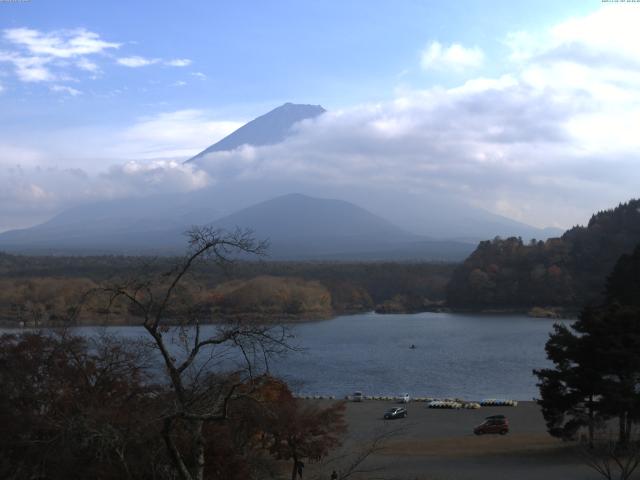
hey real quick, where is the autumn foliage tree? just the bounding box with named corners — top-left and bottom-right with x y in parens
top-left (0, 332), bottom-right (163, 480)
top-left (0, 327), bottom-right (347, 480)
top-left (260, 387), bottom-right (347, 480)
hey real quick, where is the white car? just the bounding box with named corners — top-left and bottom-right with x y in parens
top-left (351, 391), bottom-right (364, 402)
top-left (397, 393), bottom-right (410, 403)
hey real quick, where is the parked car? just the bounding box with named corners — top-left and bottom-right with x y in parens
top-left (384, 407), bottom-right (408, 419)
top-left (351, 391), bottom-right (364, 402)
top-left (397, 393), bottom-right (410, 403)
top-left (474, 415), bottom-right (509, 435)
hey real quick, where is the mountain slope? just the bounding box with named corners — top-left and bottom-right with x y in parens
top-left (186, 103), bottom-right (325, 163)
top-left (0, 194), bottom-right (217, 254)
top-left (212, 193), bottom-right (413, 242)
top-left (0, 193), bottom-right (476, 260)
top-left (446, 199), bottom-right (640, 309)
top-left (204, 193), bottom-right (474, 260)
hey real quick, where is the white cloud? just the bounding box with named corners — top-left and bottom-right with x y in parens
top-left (191, 72), bottom-right (207, 79)
top-left (506, 6), bottom-right (640, 68)
top-left (0, 27), bottom-right (193, 88)
top-left (421, 41), bottom-right (484, 71)
top-left (101, 159), bottom-right (210, 193)
top-left (76, 57), bottom-right (99, 73)
top-left (3, 27), bottom-right (120, 58)
top-left (112, 109), bottom-right (243, 160)
top-left (50, 84), bottom-right (82, 96)
top-left (550, 6), bottom-right (640, 64)
top-left (0, 27), bottom-right (118, 83)
top-left (504, 6), bottom-right (640, 158)
top-left (118, 56), bottom-right (194, 68)
top-left (0, 151), bottom-right (210, 232)
top-left (0, 51), bottom-right (54, 81)
top-left (116, 55), bottom-right (160, 67)
top-left (165, 58), bottom-right (191, 67)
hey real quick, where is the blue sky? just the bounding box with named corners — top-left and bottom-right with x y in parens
top-left (2, 0), bottom-right (639, 231)
top-left (1, 0), bottom-right (594, 125)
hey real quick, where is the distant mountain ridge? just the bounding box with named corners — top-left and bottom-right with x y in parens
top-left (186, 103), bottom-right (325, 163)
top-left (203, 193), bottom-right (475, 260)
top-left (211, 193), bottom-right (415, 243)
top-left (0, 193), bottom-right (476, 260)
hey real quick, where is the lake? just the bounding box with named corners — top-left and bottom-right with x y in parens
top-left (270, 311), bottom-right (567, 400)
top-left (11, 311), bottom-right (568, 401)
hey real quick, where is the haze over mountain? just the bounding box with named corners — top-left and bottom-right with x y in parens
top-left (0, 102), bottom-right (562, 258)
top-left (203, 193), bottom-right (477, 260)
top-left (0, 192), bottom-right (475, 260)
top-left (186, 103), bottom-right (326, 163)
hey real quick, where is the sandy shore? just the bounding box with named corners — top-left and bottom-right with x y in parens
top-left (304, 400), bottom-right (600, 480)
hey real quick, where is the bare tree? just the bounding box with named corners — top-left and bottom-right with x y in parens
top-left (581, 430), bottom-right (640, 480)
top-left (310, 425), bottom-right (405, 480)
top-left (103, 227), bottom-right (293, 480)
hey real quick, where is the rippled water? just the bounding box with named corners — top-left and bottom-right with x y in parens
top-left (273, 312), bottom-right (568, 400)
top-left (4, 312), bottom-right (569, 400)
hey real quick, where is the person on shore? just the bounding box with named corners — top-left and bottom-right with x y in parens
top-left (297, 460), bottom-right (305, 478)
top-left (330, 469), bottom-right (338, 480)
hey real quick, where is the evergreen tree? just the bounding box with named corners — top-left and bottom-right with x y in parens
top-left (535, 315), bottom-right (605, 446)
top-left (535, 244), bottom-right (640, 446)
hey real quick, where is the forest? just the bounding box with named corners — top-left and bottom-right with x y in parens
top-left (0, 253), bottom-right (454, 326)
top-left (446, 199), bottom-right (640, 311)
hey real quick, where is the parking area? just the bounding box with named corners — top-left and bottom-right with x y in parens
top-left (306, 400), bottom-right (600, 480)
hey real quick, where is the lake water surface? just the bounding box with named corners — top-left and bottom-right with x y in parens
top-left (271, 311), bottom-right (567, 400)
top-left (17, 311), bottom-right (568, 401)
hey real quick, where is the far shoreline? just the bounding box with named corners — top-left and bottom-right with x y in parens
top-left (0, 307), bottom-right (576, 329)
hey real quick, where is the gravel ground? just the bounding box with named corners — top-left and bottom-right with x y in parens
top-left (303, 400), bottom-right (602, 480)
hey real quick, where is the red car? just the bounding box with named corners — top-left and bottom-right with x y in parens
top-left (474, 415), bottom-right (509, 435)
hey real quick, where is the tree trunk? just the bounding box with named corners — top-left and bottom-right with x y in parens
top-left (619, 412), bottom-right (630, 446)
top-left (291, 456), bottom-right (298, 480)
top-left (162, 418), bottom-right (193, 480)
top-left (619, 414), bottom-right (625, 445)
top-left (588, 396), bottom-right (595, 449)
top-left (193, 419), bottom-right (205, 480)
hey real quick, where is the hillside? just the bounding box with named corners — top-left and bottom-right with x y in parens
top-left (446, 199), bottom-right (640, 310)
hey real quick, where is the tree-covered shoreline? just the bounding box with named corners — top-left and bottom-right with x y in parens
top-left (447, 199), bottom-right (640, 311)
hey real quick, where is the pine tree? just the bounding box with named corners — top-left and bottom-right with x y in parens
top-left (535, 244), bottom-right (640, 446)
